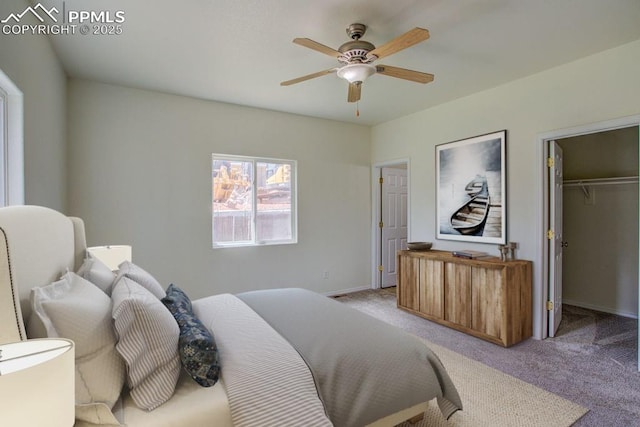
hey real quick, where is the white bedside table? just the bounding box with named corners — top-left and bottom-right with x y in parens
top-left (0, 338), bottom-right (75, 426)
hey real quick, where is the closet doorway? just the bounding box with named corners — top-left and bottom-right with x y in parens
top-left (558, 128), bottom-right (638, 318)
top-left (542, 116), bottom-right (640, 371)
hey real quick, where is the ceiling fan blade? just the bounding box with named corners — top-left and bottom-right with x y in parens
top-left (367, 28), bottom-right (430, 60)
top-left (293, 38), bottom-right (342, 58)
top-left (281, 68), bottom-right (338, 86)
top-left (347, 82), bottom-right (362, 103)
top-left (376, 65), bottom-right (434, 84)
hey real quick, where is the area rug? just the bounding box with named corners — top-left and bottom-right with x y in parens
top-left (398, 340), bottom-right (589, 427)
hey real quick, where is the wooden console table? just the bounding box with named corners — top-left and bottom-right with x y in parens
top-left (397, 250), bottom-right (532, 347)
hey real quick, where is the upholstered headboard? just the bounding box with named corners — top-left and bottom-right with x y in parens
top-left (0, 205), bottom-right (86, 344)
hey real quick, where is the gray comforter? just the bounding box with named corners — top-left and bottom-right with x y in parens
top-left (237, 288), bottom-right (462, 427)
top-left (195, 293), bottom-right (333, 427)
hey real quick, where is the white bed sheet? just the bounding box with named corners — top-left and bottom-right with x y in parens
top-left (75, 371), bottom-right (231, 427)
top-left (118, 374), bottom-right (231, 427)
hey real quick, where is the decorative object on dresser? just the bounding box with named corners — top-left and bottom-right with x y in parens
top-left (0, 338), bottom-right (75, 426)
top-left (436, 130), bottom-right (507, 244)
top-left (397, 249), bottom-right (532, 347)
top-left (498, 242), bottom-right (519, 261)
top-left (407, 241), bottom-right (433, 251)
top-left (451, 249), bottom-right (489, 259)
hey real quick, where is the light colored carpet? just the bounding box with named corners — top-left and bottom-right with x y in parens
top-left (398, 340), bottom-right (588, 427)
top-left (335, 288), bottom-right (639, 426)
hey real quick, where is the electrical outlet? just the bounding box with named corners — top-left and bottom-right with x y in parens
top-left (322, 270), bottom-right (329, 279)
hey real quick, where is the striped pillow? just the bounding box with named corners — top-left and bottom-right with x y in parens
top-left (111, 276), bottom-right (181, 410)
top-left (116, 261), bottom-right (166, 299)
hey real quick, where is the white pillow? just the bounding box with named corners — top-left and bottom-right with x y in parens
top-left (31, 272), bottom-right (125, 425)
top-left (111, 276), bottom-right (180, 410)
top-left (116, 260), bottom-right (166, 299)
top-left (27, 278), bottom-right (65, 339)
top-left (77, 256), bottom-right (117, 294)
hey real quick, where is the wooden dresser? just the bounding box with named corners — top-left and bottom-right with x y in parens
top-left (397, 250), bottom-right (532, 347)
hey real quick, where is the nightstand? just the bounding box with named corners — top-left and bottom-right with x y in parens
top-left (0, 338), bottom-right (75, 426)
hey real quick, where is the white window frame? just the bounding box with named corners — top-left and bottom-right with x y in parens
top-left (212, 153), bottom-right (297, 248)
top-left (0, 69), bottom-right (24, 207)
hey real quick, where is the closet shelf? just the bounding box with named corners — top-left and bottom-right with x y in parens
top-left (563, 176), bottom-right (638, 187)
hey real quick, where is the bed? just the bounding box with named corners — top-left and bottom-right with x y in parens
top-left (0, 205), bottom-right (461, 427)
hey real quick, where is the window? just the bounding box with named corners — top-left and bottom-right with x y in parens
top-left (0, 87), bottom-right (6, 204)
top-left (212, 154), bottom-right (297, 247)
top-left (0, 69), bottom-right (24, 207)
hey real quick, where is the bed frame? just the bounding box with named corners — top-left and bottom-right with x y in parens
top-left (0, 205), bottom-right (86, 345)
top-left (0, 205), bottom-right (441, 426)
top-left (0, 206), bottom-right (233, 427)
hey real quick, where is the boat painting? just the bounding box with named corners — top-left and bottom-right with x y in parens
top-left (436, 130), bottom-right (506, 244)
top-left (450, 176), bottom-right (490, 235)
top-left (464, 175), bottom-right (486, 196)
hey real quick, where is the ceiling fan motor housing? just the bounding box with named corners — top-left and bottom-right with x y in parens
top-left (338, 40), bottom-right (376, 64)
top-left (339, 24), bottom-right (376, 64)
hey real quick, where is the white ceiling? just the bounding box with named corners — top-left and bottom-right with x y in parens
top-left (39, 0), bottom-right (640, 125)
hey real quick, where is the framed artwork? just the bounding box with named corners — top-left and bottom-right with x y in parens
top-left (436, 130), bottom-right (506, 244)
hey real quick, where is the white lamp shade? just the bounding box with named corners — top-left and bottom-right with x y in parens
top-left (0, 339), bottom-right (75, 427)
top-left (336, 63), bottom-right (377, 83)
top-left (87, 245), bottom-right (132, 270)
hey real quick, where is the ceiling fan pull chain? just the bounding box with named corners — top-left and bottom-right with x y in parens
top-left (356, 101), bottom-right (360, 117)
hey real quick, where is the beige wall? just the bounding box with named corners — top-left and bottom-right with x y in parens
top-left (371, 40), bottom-right (640, 338)
top-left (0, 0), bottom-right (67, 211)
top-left (67, 79), bottom-right (372, 298)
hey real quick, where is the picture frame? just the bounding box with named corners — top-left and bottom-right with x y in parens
top-left (436, 130), bottom-right (506, 244)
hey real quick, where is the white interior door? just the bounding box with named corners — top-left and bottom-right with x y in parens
top-left (381, 167), bottom-right (408, 288)
top-left (549, 141), bottom-right (564, 337)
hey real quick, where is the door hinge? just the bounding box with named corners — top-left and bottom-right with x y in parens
top-left (547, 229), bottom-right (554, 239)
top-left (379, 221), bottom-right (383, 228)
top-left (379, 177), bottom-right (384, 184)
top-left (547, 157), bottom-right (554, 167)
top-left (378, 265), bottom-right (384, 272)
top-left (546, 301), bottom-right (554, 311)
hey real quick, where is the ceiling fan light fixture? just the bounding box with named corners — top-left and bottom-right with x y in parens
top-left (337, 63), bottom-right (376, 83)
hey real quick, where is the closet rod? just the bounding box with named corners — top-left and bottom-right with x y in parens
top-left (563, 176), bottom-right (639, 187)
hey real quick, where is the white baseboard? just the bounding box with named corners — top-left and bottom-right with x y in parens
top-left (323, 285), bottom-right (371, 297)
top-left (563, 299), bottom-right (638, 319)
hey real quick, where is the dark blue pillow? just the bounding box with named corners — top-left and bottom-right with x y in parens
top-left (161, 284), bottom-right (220, 387)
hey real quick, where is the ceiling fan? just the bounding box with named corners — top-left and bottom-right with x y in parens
top-left (281, 23), bottom-right (434, 103)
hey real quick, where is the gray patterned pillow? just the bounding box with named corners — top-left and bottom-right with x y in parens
top-left (111, 276), bottom-right (181, 410)
top-left (161, 284), bottom-right (220, 387)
